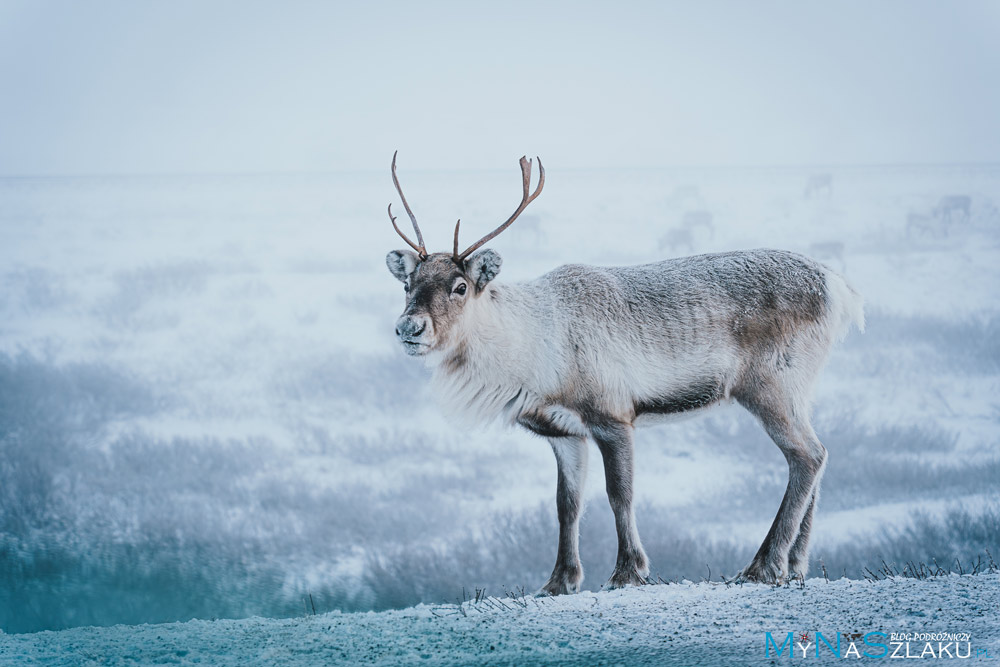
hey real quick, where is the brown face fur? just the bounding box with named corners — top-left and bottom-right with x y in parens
top-left (395, 253), bottom-right (471, 355)
top-left (387, 248), bottom-right (503, 356)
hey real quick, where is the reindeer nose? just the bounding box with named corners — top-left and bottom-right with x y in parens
top-left (395, 317), bottom-right (426, 339)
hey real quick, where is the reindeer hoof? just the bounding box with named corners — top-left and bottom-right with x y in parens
top-left (539, 566), bottom-right (582, 596)
top-left (604, 563), bottom-right (651, 590)
top-left (787, 559), bottom-right (809, 582)
top-left (539, 579), bottom-right (581, 596)
top-left (736, 558), bottom-right (787, 585)
top-left (786, 571), bottom-right (806, 584)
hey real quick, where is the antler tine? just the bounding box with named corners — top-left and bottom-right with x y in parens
top-left (387, 204), bottom-right (425, 256)
top-left (390, 151), bottom-right (427, 257)
top-left (519, 155), bottom-right (532, 201)
top-left (453, 219), bottom-right (461, 259)
top-left (455, 156), bottom-right (545, 262)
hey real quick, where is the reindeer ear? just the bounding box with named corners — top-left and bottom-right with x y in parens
top-left (386, 250), bottom-right (419, 282)
top-left (464, 248), bottom-right (502, 291)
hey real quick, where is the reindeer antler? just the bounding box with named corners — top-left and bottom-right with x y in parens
top-left (453, 156), bottom-right (545, 262)
top-left (388, 151), bottom-right (427, 259)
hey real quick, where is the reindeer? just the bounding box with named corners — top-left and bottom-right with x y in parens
top-left (384, 153), bottom-right (864, 593)
top-left (803, 173), bottom-right (832, 199)
top-left (933, 195), bottom-right (971, 224)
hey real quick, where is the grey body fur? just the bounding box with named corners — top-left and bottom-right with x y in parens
top-left (387, 246), bottom-right (864, 593)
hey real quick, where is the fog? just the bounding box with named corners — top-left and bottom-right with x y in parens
top-left (1, 1), bottom-right (999, 637)
top-left (1, 1), bottom-right (999, 175)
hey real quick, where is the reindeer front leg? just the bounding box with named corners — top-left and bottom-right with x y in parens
top-left (590, 421), bottom-right (650, 589)
top-left (541, 435), bottom-right (589, 595)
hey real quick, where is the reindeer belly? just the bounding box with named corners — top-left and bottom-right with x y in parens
top-left (603, 336), bottom-right (738, 422)
top-left (632, 378), bottom-right (730, 426)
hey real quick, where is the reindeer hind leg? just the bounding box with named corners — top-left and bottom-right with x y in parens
top-left (786, 441), bottom-right (827, 580)
top-left (735, 383), bottom-right (827, 585)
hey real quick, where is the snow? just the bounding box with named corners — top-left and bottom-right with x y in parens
top-left (2, 574), bottom-right (996, 666)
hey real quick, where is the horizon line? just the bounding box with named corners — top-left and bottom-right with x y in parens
top-left (1, 160), bottom-right (999, 180)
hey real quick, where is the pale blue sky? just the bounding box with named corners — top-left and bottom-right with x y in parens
top-left (1, 0), bottom-right (997, 175)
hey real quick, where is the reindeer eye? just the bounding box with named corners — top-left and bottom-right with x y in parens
top-left (403, 282), bottom-right (410, 293)
top-left (453, 282), bottom-right (467, 296)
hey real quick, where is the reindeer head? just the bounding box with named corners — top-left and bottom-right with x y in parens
top-left (385, 152), bottom-right (544, 356)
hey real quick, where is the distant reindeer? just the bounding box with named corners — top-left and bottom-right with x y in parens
top-left (385, 153), bottom-right (864, 592)
top-left (803, 173), bottom-right (832, 198)
top-left (659, 210), bottom-right (714, 253)
top-left (933, 195), bottom-right (971, 223)
top-left (808, 241), bottom-right (845, 269)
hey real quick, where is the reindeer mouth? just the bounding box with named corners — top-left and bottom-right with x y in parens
top-left (400, 339), bottom-right (429, 356)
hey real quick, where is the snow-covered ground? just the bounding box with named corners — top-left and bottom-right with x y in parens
top-left (1, 165), bottom-right (998, 635)
top-left (2, 574), bottom-right (997, 666)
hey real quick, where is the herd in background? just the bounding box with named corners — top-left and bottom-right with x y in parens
top-left (487, 171), bottom-right (991, 270)
top-left (905, 195), bottom-right (974, 239)
top-left (651, 172), bottom-right (995, 270)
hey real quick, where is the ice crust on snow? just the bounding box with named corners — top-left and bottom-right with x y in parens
top-left (1, 574), bottom-right (997, 666)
